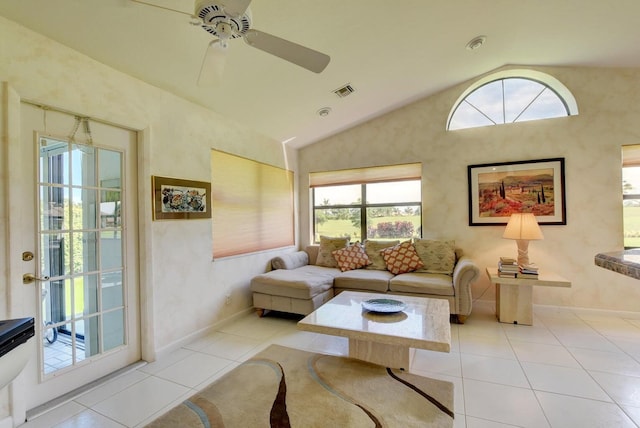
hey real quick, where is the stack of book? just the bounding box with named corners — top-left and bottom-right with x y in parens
top-left (498, 257), bottom-right (519, 277)
top-left (519, 263), bottom-right (539, 279)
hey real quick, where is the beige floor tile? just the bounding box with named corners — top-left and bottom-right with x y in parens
top-left (536, 391), bottom-right (636, 427)
top-left (521, 361), bottom-right (611, 401)
top-left (463, 379), bottom-right (549, 427)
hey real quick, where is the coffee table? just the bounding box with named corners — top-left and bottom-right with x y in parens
top-left (297, 291), bottom-right (451, 369)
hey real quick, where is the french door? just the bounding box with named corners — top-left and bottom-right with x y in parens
top-left (14, 102), bottom-right (141, 411)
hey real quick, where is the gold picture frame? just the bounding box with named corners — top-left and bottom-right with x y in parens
top-left (152, 176), bottom-right (211, 220)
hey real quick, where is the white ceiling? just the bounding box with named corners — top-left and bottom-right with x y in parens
top-left (2, 0), bottom-right (640, 148)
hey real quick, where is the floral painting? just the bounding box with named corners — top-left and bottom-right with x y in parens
top-left (468, 158), bottom-right (566, 225)
top-left (161, 185), bottom-right (206, 213)
top-left (152, 176), bottom-right (211, 220)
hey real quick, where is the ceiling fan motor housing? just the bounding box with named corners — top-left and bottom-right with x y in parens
top-left (195, 1), bottom-right (251, 39)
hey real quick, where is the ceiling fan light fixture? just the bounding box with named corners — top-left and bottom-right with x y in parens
top-left (196, 1), bottom-right (251, 39)
top-left (466, 35), bottom-right (486, 51)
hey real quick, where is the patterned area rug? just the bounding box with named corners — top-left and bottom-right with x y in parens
top-left (146, 344), bottom-right (454, 427)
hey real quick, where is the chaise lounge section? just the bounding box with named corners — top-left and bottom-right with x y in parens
top-left (251, 239), bottom-right (480, 323)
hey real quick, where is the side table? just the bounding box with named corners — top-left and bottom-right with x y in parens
top-left (485, 267), bottom-right (571, 325)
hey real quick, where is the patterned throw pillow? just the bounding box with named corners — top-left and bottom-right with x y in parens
top-left (380, 241), bottom-right (424, 275)
top-left (316, 236), bottom-right (350, 268)
top-left (364, 240), bottom-right (400, 270)
top-left (332, 242), bottom-right (371, 272)
top-left (413, 239), bottom-right (456, 275)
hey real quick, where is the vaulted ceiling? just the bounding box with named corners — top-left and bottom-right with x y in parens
top-left (2, 0), bottom-right (640, 147)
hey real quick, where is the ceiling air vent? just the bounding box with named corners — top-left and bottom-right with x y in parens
top-left (333, 84), bottom-right (355, 98)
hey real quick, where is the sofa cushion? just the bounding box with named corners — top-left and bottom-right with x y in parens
top-left (316, 236), bottom-right (350, 268)
top-left (364, 239), bottom-right (399, 270)
top-left (271, 251), bottom-right (309, 270)
top-left (389, 272), bottom-right (455, 296)
top-left (250, 265), bottom-right (338, 299)
top-left (334, 269), bottom-right (394, 293)
top-left (332, 242), bottom-right (371, 272)
top-left (413, 239), bottom-right (456, 275)
top-left (380, 241), bottom-right (424, 275)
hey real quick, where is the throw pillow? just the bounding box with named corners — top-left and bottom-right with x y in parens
top-left (316, 236), bottom-right (350, 268)
top-left (364, 239), bottom-right (400, 270)
top-left (380, 241), bottom-right (424, 275)
top-left (413, 239), bottom-right (456, 275)
top-left (332, 242), bottom-right (371, 272)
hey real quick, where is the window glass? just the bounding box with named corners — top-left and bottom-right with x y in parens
top-left (448, 77), bottom-right (571, 131)
top-left (465, 80), bottom-right (504, 124)
top-left (314, 184), bottom-right (361, 205)
top-left (623, 166), bottom-right (640, 248)
top-left (366, 206), bottom-right (421, 240)
top-left (314, 207), bottom-right (360, 241)
top-left (366, 181), bottom-right (421, 204)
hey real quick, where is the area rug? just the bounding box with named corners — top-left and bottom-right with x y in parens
top-left (146, 344), bottom-right (454, 428)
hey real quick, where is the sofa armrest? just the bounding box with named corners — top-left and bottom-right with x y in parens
top-left (271, 251), bottom-right (309, 270)
top-left (305, 245), bottom-right (320, 265)
top-left (452, 256), bottom-right (480, 316)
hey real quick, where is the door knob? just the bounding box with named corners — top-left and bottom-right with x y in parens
top-left (23, 274), bottom-right (50, 284)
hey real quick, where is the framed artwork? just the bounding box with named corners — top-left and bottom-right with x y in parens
top-left (152, 175), bottom-right (211, 220)
top-left (467, 158), bottom-right (566, 226)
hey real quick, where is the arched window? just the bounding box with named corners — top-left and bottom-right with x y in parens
top-left (447, 69), bottom-right (578, 131)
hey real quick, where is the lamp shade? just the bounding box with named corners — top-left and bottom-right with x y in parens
top-left (502, 213), bottom-right (544, 240)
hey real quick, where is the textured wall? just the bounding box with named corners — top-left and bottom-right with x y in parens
top-left (0, 15), bottom-right (297, 368)
top-left (299, 65), bottom-right (640, 312)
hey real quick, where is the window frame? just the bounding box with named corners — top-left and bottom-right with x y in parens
top-left (311, 180), bottom-right (422, 243)
top-left (447, 69), bottom-right (578, 131)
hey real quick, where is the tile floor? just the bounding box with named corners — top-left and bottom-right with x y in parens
top-left (21, 300), bottom-right (640, 427)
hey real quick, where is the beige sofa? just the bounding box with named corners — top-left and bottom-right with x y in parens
top-left (251, 244), bottom-right (480, 323)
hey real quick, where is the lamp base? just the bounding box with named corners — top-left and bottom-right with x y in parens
top-left (515, 239), bottom-right (530, 266)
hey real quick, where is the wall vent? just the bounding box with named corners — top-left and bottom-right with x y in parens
top-left (333, 84), bottom-right (355, 98)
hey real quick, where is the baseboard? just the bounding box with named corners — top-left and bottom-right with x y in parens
top-left (475, 298), bottom-right (640, 318)
top-left (0, 416), bottom-right (12, 428)
top-left (532, 303), bottom-right (640, 318)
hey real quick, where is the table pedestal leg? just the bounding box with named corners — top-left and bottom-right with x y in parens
top-left (349, 339), bottom-right (413, 369)
top-left (496, 283), bottom-right (533, 325)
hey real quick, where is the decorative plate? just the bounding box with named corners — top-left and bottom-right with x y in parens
top-left (361, 298), bottom-right (407, 313)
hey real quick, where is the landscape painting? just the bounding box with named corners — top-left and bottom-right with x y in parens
top-left (468, 158), bottom-right (566, 225)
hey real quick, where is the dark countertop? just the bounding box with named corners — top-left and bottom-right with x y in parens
top-left (595, 249), bottom-right (640, 279)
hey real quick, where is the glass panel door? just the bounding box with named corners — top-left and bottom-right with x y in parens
top-left (39, 136), bottom-right (126, 376)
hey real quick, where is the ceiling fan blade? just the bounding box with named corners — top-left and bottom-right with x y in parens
top-left (221, 0), bottom-right (253, 18)
top-left (130, 0), bottom-right (192, 16)
top-left (198, 40), bottom-right (228, 86)
top-left (243, 29), bottom-right (330, 73)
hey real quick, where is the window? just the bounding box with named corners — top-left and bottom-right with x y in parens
top-left (622, 145), bottom-right (640, 248)
top-left (310, 164), bottom-right (422, 242)
top-left (447, 69), bottom-right (578, 131)
top-left (211, 150), bottom-right (294, 258)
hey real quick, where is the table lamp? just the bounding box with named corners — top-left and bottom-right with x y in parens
top-left (502, 213), bottom-right (544, 266)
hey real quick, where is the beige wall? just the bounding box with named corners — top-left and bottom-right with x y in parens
top-left (0, 15), bottom-right (297, 414)
top-left (299, 65), bottom-right (640, 312)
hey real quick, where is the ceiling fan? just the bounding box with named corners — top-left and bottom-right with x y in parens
top-left (132, 0), bottom-right (331, 85)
